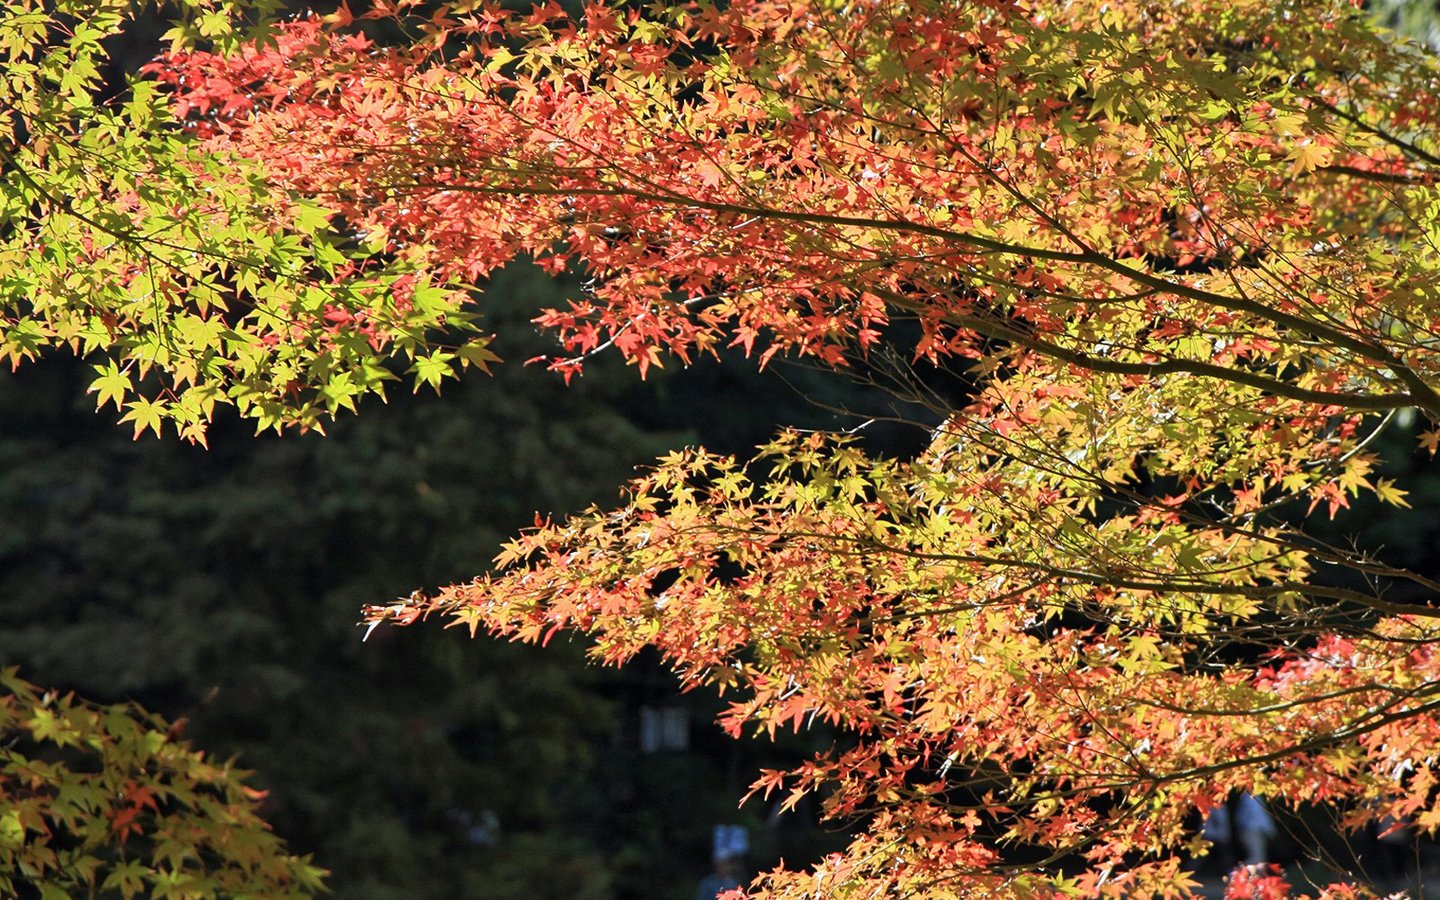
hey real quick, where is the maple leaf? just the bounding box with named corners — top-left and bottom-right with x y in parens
top-left (1287, 140), bottom-right (1334, 176)
top-left (88, 362), bottom-right (131, 412)
top-left (119, 398), bottom-right (166, 440)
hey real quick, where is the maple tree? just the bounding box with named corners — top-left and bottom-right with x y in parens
top-left (9, 0), bottom-right (1440, 895)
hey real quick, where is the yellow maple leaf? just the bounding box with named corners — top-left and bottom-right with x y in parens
top-left (1288, 141), bottom-right (1333, 176)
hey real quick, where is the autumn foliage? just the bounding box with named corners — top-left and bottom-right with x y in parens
top-left (0, 668), bottom-right (325, 897)
top-left (8, 0), bottom-right (1440, 894)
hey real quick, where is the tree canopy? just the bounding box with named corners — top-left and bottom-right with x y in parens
top-left (7, 0), bottom-right (1440, 895)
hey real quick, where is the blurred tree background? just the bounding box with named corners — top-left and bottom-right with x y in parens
top-left (1374, 0), bottom-right (1440, 46)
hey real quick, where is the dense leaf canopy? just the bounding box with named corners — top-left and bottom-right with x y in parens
top-left (8, 0), bottom-right (1440, 895)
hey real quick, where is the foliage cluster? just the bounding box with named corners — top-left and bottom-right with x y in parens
top-left (0, 667), bottom-right (324, 898)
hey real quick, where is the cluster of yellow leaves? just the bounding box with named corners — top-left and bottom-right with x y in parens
top-left (0, 0), bottom-right (498, 441)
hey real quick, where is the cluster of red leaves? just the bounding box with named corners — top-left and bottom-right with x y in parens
top-left (148, 0), bottom-right (1439, 388)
